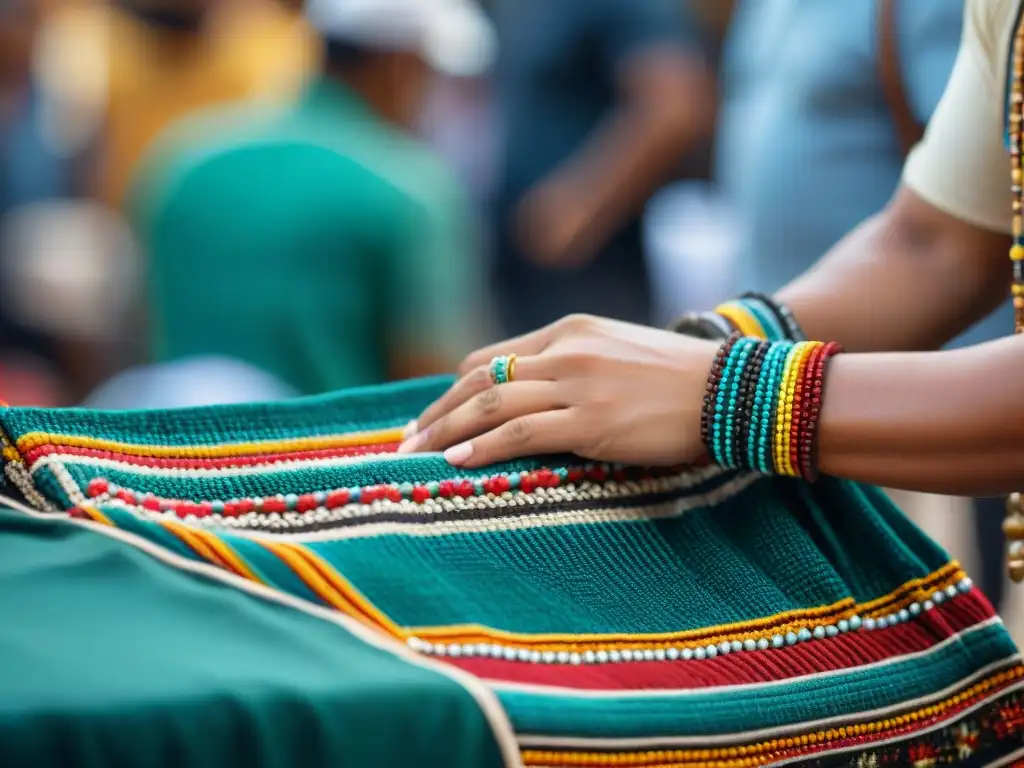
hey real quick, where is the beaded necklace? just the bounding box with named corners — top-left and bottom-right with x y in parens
top-left (1004, 10), bottom-right (1024, 582)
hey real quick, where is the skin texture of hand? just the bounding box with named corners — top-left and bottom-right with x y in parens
top-left (398, 314), bottom-right (719, 468)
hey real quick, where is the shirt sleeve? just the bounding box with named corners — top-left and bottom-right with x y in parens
top-left (383, 163), bottom-right (490, 364)
top-left (592, 0), bottom-right (704, 71)
top-left (902, 0), bottom-right (1013, 234)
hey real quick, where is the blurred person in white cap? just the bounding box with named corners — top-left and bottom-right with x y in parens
top-left (122, 0), bottom-right (493, 403)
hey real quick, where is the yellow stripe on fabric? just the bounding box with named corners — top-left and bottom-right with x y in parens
top-left (0, 424), bottom-right (20, 458)
top-left (80, 504), bottom-right (114, 526)
top-left (714, 303), bottom-right (765, 338)
top-left (15, 428), bottom-right (405, 459)
top-left (857, 562), bottom-right (966, 614)
top-left (165, 524), bottom-right (234, 572)
top-left (161, 520), bottom-right (261, 583)
top-left (409, 564), bottom-right (966, 649)
top-left (260, 539), bottom-right (372, 623)
top-left (520, 663), bottom-right (1024, 767)
top-left (282, 542), bottom-right (406, 638)
top-left (259, 539), bottom-right (403, 638)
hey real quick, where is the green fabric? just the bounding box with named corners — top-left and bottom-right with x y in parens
top-left (1, 376), bottom-right (1019, 760)
top-left (0, 508), bottom-right (505, 768)
top-left (4, 376), bottom-right (956, 634)
top-left (131, 79), bottom-right (482, 395)
top-left (259, 480), bottom-right (949, 633)
top-left (3, 375), bottom-right (455, 443)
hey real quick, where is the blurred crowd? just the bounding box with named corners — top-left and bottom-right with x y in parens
top-left (6, 0), bottom-right (1005, 403)
top-left (0, 0), bottom-right (728, 408)
top-left (0, 0), bottom-right (1013, 602)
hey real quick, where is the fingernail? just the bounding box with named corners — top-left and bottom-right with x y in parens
top-left (403, 420), bottom-right (419, 439)
top-left (397, 430), bottom-right (427, 454)
top-left (443, 442), bottom-right (474, 466)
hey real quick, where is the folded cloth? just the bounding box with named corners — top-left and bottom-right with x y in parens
top-left (0, 376), bottom-right (1021, 767)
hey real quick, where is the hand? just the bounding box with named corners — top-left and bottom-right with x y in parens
top-left (398, 314), bottom-right (720, 468)
top-left (515, 177), bottom-right (599, 268)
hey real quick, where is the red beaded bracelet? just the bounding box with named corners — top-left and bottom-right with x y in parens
top-left (799, 341), bottom-right (843, 481)
top-left (795, 343), bottom-right (825, 478)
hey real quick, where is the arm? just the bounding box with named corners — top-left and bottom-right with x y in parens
top-left (777, 0), bottom-right (1011, 353)
top-left (397, 0), bottom-right (1024, 497)
top-left (562, 47), bottom-right (713, 240)
top-left (776, 187), bottom-right (1010, 353)
top-left (816, 337), bottom-right (1024, 496)
top-left (519, 0), bottom-right (715, 264)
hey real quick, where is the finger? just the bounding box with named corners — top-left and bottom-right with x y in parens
top-left (402, 381), bottom-right (562, 455)
top-left (457, 327), bottom-right (553, 376)
top-left (442, 409), bottom-right (578, 468)
top-left (414, 355), bottom-right (557, 435)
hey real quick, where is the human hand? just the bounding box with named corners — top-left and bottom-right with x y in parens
top-left (398, 314), bottom-right (720, 468)
top-left (515, 177), bottom-right (600, 268)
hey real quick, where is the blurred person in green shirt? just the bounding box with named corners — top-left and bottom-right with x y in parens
top-left (129, 0), bottom-right (494, 396)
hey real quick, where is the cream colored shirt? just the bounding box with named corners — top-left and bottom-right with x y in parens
top-left (902, 0), bottom-right (1018, 233)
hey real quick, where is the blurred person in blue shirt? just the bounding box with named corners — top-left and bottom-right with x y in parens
top-left (490, 0), bottom-right (714, 335)
top-left (716, 0), bottom-right (1014, 609)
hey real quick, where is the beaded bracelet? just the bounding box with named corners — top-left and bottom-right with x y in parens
top-left (669, 295), bottom-right (806, 343)
top-left (669, 311), bottom-right (734, 341)
top-left (702, 336), bottom-right (844, 480)
top-left (739, 292), bottom-right (807, 342)
top-left (734, 342), bottom-right (768, 469)
top-left (701, 332), bottom-right (742, 450)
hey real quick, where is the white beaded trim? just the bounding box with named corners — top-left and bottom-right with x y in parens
top-left (405, 579), bottom-right (974, 665)
top-left (3, 460), bottom-right (58, 512)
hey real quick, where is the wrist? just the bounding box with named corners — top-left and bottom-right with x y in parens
top-left (701, 333), bottom-right (844, 479)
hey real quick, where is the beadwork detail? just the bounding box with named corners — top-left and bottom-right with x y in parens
top-left (702, 337), bottom-right (842, 479)
top-left (408, 578), bottom-right (973, 665)
top-left (82, 463), bottom-right (714, 530)
top-left (1006, 15), bottom-right (1024, 583)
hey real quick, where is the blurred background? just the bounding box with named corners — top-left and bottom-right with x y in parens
top-left (0, 0), bottom-right (1017, 635)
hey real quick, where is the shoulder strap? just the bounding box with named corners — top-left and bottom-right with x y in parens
top-left (877, 0), bottom-right (926, 157)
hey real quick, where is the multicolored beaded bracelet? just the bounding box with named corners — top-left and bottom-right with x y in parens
top-left (739, 292), bottom-right (807, 342)
top-left (702, 336), bottom-right (844, 480)
top-left (669, 294), bottom-right (806, 343)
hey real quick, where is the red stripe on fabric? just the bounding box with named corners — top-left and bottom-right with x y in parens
top-left (23, 442), bottom-right (400, 469)
top-left (442, 592), bottom-right (995, 691)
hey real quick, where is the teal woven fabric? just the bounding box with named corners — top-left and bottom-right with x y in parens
top-left (0, 507), bottom-right (508, 768)
top-left (0, 376), bottom-right (1021, 766)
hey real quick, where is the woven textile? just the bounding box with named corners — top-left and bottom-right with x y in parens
top-left (0, 376), bottom-right (1022, 767)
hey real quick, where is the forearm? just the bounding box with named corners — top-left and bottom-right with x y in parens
top-left (776, 188), bottom-right (1011, 352)
top-left (555, 51), bottom-right (713, 237)
top-left (818, 335), bottom-right (1024, 495)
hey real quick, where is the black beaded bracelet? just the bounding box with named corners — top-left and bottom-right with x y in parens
top-left (740, 292), bottom-right (806, 341)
